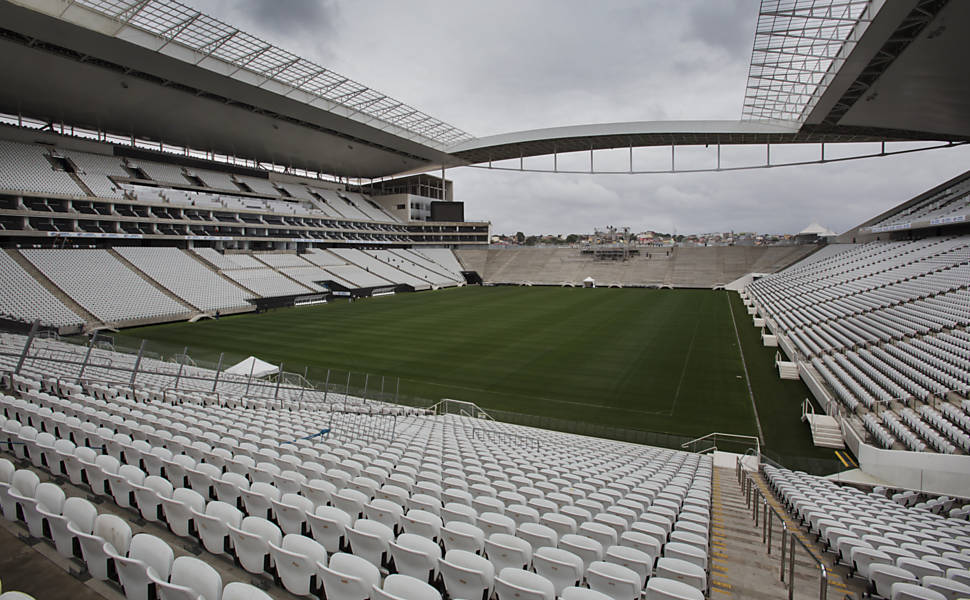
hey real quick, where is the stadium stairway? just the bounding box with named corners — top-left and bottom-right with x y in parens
top-left (729, 467), bottom-right (867, 600)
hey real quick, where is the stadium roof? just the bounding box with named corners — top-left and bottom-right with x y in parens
top-left (0, 0), bottom-right (967, 177)
top-left (0, 0), bottom-right (470, 178)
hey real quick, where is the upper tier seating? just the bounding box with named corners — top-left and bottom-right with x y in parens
top-left (0, 251), bottom-right (82, 328)
top-left (0, 141), bottom-right (84, 196)
top-left (20, 249), bottom-right (190, 323)
top-left (114, 247), bottom-right (253, 312)
top-left (745, 236), bottom-right (970, 454)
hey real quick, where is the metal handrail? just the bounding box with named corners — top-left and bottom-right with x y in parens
top-left (682, 431), bottom-right (760, 459)
top-left (743, 470), bottom-right (829, 600)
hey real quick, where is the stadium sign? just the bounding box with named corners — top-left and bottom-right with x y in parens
top-left (46, 231), bottom-right (143, 239)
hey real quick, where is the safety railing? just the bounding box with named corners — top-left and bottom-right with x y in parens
top-left (683, 431), bottom-right (760, 459)
top-left (738, 458), bottom-right (829, 600)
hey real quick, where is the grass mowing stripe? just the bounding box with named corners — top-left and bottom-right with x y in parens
top-left (726, 290), bottom-right (765, 445)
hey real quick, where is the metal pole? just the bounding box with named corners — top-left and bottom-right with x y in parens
top-left (788, 535), bottom-right (796, 600)
top-left (395, 377), bottom-right (400, 404)
top-left (323, 369), bottom-right (331, 403)
top-left (244, 355), bottom-right (256, 397)
top-left (363, 373), bottom-right (370, 403)
top-left (77, 331), bottom-right (99, 382)
top-left (780, 524), bottom-right (787, 582)
top-left (345, 371), bottom-right (352, 403)
top-left (766, 507), bottom-right (773, 554)
top-left (274, 362), bottom-right (284, 404)
top-left (819, 564), bottom-right (828, 600)
top-left (212, 352), bottom-right (224, 393)
top-left (173, 345), bottom-right (188, 389)
top-left (14, 320), bottom-right (40, 375)
top-left (762, 499), bottom-right (768, 544)
top-left (129, 339), bottom-right (146, 389)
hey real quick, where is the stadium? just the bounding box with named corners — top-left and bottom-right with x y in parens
top-left (0, 1), bottom-right (968, 599)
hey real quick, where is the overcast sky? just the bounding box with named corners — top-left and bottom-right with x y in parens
top-left (192, 0), bottom-right (970, 236)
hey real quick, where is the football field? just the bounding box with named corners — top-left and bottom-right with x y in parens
top-left (119, 286), bottom-right (836, 469)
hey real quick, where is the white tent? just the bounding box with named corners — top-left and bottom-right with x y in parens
top-left (583, 276), bottom-right (595, 288)
top-left (797, 222), bottom-right (837, 237)
top-left (224, 356), bottom-right (279, 378)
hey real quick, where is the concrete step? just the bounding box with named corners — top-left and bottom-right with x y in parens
top-left (804, 414), bottom-right (845, 449)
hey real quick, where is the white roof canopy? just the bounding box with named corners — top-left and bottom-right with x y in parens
top-left (225, 356), bottom-right (279, 378)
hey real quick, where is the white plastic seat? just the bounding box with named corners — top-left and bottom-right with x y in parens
top-left (889, 582), bottom-right (946, 600)
top-left (347, 518), bottom-right (395, 569)
top-left (6, 469), bottom-right (40, 524)
top-left (272, 492), bottom-right (314, 535)
top-left (222, 582), bottom-right (272, 600)
top-left (478, 511), bottom-right (516, 536)
top-left (630, 522), bottom-right (667, 549)
top-left (644, 576), bottom-right (705, 600)
top-left (655, 557), bottom-right (706, 593)
top-left (606, 544), bottom-right (654, 589)
top-left (320, 552), bottom-right (381, 600)
top-left (301, 478), bottom-right (337, 507)
top-left (668, 530), bottom-right (706, 553)
top-left (559, 534), bottom-right (604, 570)
top-left (22, 481), bottom-right (64, 539)
top-left (240, 481), bottom-right (280, 521)
top-left (64, 447), bottom-right (96, 486)
top-left (132, 475), bottom-right (173, 522)
top-left (151, 555), bottom-right (223, 600)
top-left (268, 534), bottom-right (327, 597)
top-left (441, 501), bottom-right (477, 525)
top-left (390, 532), bottom-right (441, 582)
top-left (373, 574), bottom-right (441, 600)
top-left (43, 495), bottom-right (96, 558)
top-left (72, 513), bottom-right (132, 580)
top-left (517, 522), bottom-right (558, 551)
top-left (307, 505), bottom-right (352, 553)
top-left (365, 498), bottom-right (405, 531)
top-left (402, 509), bottom-right (442, 541)
top-left (192, 501), bottom-right (242, 556)
top-left (586, 560), bottom-right (642, 600)
top-left (869, 564), bottom-right (918, 598)
top-left (896, 557), bottom-right (943, 581)
top-left (105, 464), bottom-right (144, 508)
top-left (662, 542), bottom-right (706, 572)
top-left (532, 546), bottom-right (584, 595)
top-left (485, 533), bottom-right (533, 572)
top-left (439, 549), bottom-right (496, 600)
top-left (227, 516), bottom-right (282, 575)
top-left (159, 487), bottom-right (205, 538)
top-left (110, 533), bottom-right (175, 600)
top-left (921, 575), bottom-right (970, 600)
top-left (506, 504), bottom-right (541, 528)
top-left (212, 472), bottom-right (249, 508)
top-left (850, 546), bottom-right (893, 578)
top-left (441, 521), bottom-right (486, 554)
top-left (333, 488), bottom-right (369, 521)
top-left (185, 463), bottom-right (221, 498)
top-left (540, 512), bottom-right (577, 539)
top-left (560, 586), bottom-right (614, 600)
top-left (494, 567), bottom-right (555, 600)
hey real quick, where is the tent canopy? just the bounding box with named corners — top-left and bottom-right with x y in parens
top-left (225, 356), bottom-right (279, 378)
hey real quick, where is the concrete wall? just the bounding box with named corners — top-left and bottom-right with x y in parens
top-left (455, 245), bottom-right (816, 288)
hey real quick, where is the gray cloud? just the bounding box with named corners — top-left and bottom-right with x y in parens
top-left (184, 0), bottom-right (970, 236)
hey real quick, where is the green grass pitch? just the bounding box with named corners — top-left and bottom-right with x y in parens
top-left (119, 286), bottom-right (838, 471)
